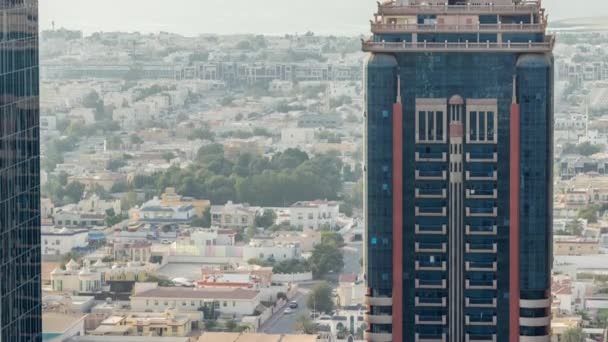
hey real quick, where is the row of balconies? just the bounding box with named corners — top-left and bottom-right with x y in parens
top-left (415, 206), bottom-right (497, 218)
top-left (416, 278), bottom-right (447, 289)
top-left (415, 170), bottom-right (497, 181)
top-left (377, 2), bottom-right (541, 16)
top-left (371, 22), bottom-right (546, 34)
top-left (413, 242), bottom-right (497, 254)
top-left (414, 296), bottom-right (497, 308)
top-left (414, 188), bottom-right (497, 199)
top-left (362, 38), bottom-right (555, 53)
top-left (414, 152), bottom-right (497, 163)
top-left (416, 333), bottom-right (446, 342)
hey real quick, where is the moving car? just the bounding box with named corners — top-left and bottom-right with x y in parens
top-left (289, 301), bottom-right (298, 309)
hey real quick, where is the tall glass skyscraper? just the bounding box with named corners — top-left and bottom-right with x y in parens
top-left (363, 1), bottom-right (553, 342)
top-left (0, 0), bottom-right (41, 340)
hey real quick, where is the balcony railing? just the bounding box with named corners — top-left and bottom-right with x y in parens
top-left (466, 243), bottom-right (497, 254)
top-left (415, 296), bottom-right (447, 307)
top-left (466, 225), bottom-right (497, 236)
top-left (365, 313), bottom-right (393, 325)
top-left (362, 37), bottom-right (554, 53)
top-left (364, 331), bottom-right (393, 342)
top-left (416, 206), bottom-right (447, 217)
top-left (466, 188), bottom-right (498, 199)
top-left (371, 22), bottom-right (546, 34)
top-left (416, 333), bottom-right (447, 342)
top-left (416, 278), bottom-right (447, 289)
top-left (416, 224), bottom-right (447, 235)
top-left (416, 315), bottom-right (447, 325)
top-left (465, 334), bottom-right (497, 342)
top-left (466, 261), bottom-right (497, 272)
top-left (377, 3), bottom-right (541, 15)
top-left (466, 315), bottom-right (497, 326)
top-left (416, 242), bottom-right (447, 253)
top-left (416, 188), bottom-right (447, 199)
top-left (416, 170), bottom-right (447, 180)
top-left (416, 151), bottom-right (447, 162)
top-left (466, 297), bottom-right (497, 308)
top-left (416, 260), bottom-right (447, 271)
top-left (466, 207), bottom-right (498, 217)
top-left (364, 295), bottom-right (393, 307)
top-left (466, 279), bottom-right (497, 290)
top-left (466, 152), bottom-right (498, 163)
top-left (466, 170), bottom-right (497, 181)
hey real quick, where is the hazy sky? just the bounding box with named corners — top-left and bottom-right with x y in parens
top-left (40, 0), bottom-right (608, 36)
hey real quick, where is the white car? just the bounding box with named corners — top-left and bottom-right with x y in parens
top-left (284, 308), bottom-right (293, 315)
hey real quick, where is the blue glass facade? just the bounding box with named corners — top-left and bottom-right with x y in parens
top-left (363, 2), bottom-right (553, 342)
top-left (0, 0), bottom-right (41, 340)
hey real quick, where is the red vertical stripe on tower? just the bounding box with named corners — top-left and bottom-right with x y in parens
top-left (509, 102), bottom-right (521, 342)
top-left (392, 101), bottom-right (403, 342)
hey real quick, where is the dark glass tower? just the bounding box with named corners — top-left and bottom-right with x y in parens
top-left (363, 1), bottom-right (553, 342)
top-left (0, 0), bottom-right (41, 341)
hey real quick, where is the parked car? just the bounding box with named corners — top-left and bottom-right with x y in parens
top-left (289, 301), bottom-right (298, 309)
top-left (284, 308), bottom-right (293, 315)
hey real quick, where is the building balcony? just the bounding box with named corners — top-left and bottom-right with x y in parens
top-left (362, 37), bottom-right (554, 53)
top-left (466, 188), bottom-right (498, 199)
top-left (364, 295), bottom-right (392, 307)
top-left (365, 313), bottom-right (393, 325)
top-left (466, 315), bottom-right (497, 326)
top-left (466, 243), bottom-right (497, 254)
top-left (377, 2), bottom-right (541, 16)
top-left (415, 315), bottom-right (447, 325)
top-left (465, 334), bottom-right (497, 342)
top-left (364, 331), bottom-right (393, 342)
top-left (520, 316), bottom-right (551, 327)
top-left (371, 22), bottom-right (546, 34)
top-left (466, 279), bottom-right (497, 290)
top-left (466, 170), bottom-right (497, 181)
top-left (466, 261), bottom-right (497, 272)
top-left (416, 188), bottom-right (447, 199)
top-left (466, 152), bottom-right (498, 163)
top-left (416, 224), bottom-right (447, 235)
top-left (416, 206), bottom-right (447, 217)
top-left (466, 207), bottom-right (497, 217)
top-left (416, 260), bottom-right (447, 271)
top-left (465, 225), bottom-right (497, 236)
top-left (415, 333), bottom-right (447, 342)
top-left (415, 296), bottom-right (447, 308)
top-left (416, 242), bottom-right (447, 253)
top-left (416, 278), bottom-right (447, 289)
top-left (416, 170), bottom-right (447, 181)
top-left (416, 151), bottom-right (447, 162)
top-left (519, 336), bottom-right (550, 342)
top-left (520, 298), bottom-right (551, 309)
top-left (465, 297), bottom-right (497, 308)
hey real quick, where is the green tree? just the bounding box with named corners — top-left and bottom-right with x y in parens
top-left (121, 191), bottom-right (139, 211)
top-left (64, 182), bottom-right (85, 204)
top-left (597, 309), bottom-right (608, 327)
top-left (306, 282), bottom-right (334, 314)
top-left (162, 151), bottom-right (176, 162)
top-left (309, 241), bottom-right (344, 279)
top-left (561, 327), bottom-right (585, 342)
top-left (293, 315), bottom-right (318, 334)
top-left (578, 204), bottom-right (600, 224)
top-left (255, 209), bottom-right (276, 228)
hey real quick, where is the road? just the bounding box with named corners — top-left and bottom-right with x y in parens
top-left (342, 242), bottom-right (363, 275)
top-left (261, 289), bottom-right (311, 334)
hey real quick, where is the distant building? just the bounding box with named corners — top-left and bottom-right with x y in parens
top-left (211, 201), bottom-right (259, 230)
top-left (89, 310), bottom-right (191, 337)
top-left (130, 197), bottom-right (196, 224)
top-left (42, 227), bottom-right (89, 257)
top-left (130, 287), bottom-right (261, 318)
top-left (42, 312), bottom-right (87, 342)
top-left (161, 187), bottom-right (210, 217)
top-left (290, 200), bottom-right (340, 230)
top-left (554, 237), bottom-right (600, 256)
top-left (297, 113), bottom-right (342, 128)
top-left (54, 194), bottom-right (121, 227)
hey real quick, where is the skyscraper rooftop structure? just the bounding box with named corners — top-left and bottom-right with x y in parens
top-left (363, 1), bottom-right (553, 342)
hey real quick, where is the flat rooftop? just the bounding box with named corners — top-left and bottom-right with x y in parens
top-left (42, 312), bottom-right (86, 334)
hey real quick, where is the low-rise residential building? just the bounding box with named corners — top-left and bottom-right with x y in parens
top-left (51, 259), bottom-right (158, 293)
top-left (53, 194), bottom-right (121, 227)
top-left (89, 310), bottom-right (192, 337)
top-left (245, 237), bottom-right (301, 262)
top-left (131, 286), bottom-right (261, 318)
top-left (211, 201), bottom-right (259, 230)
top-left (554, 237), bottom-right (600, 256)
top-left (130, 197), bottom-right (196, 224)
top-left (161, 187), bottom-right (211, 217)
top-left (290, 200), bottom-right (339, 230)
top-left (42, 227), bottom-right (89, 257)
top-left (336, 273), bottom-right (364, 307)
